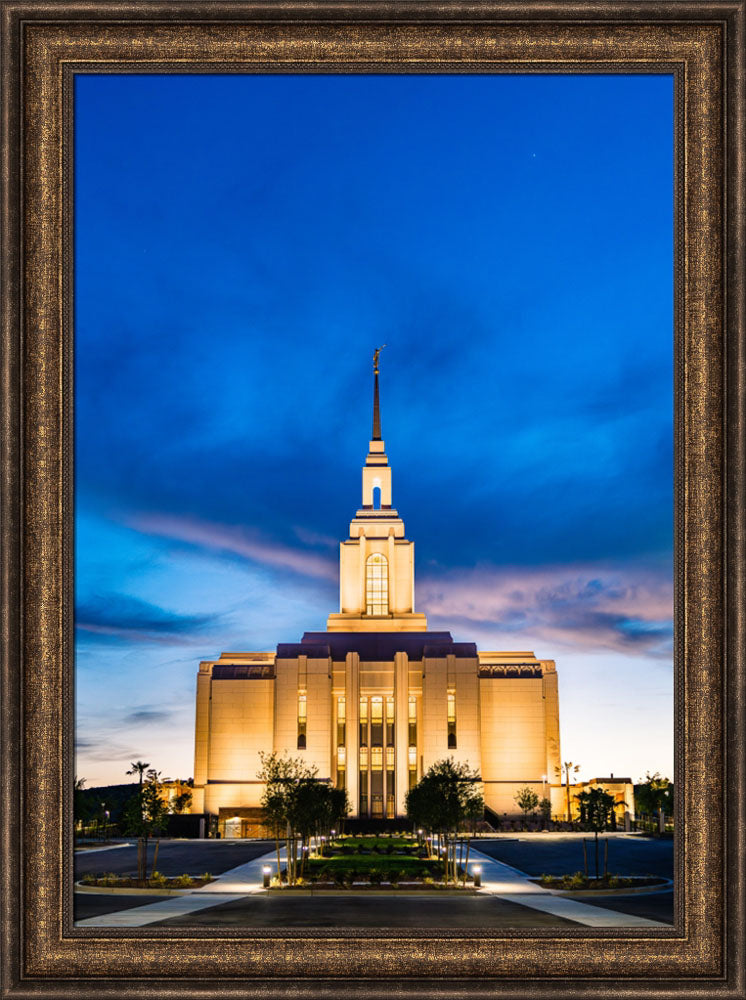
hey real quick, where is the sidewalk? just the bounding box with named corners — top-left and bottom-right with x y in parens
top-left (74, 847), bottom-right (280, 927)
top-left (468, 847), bottom-right (670, 928)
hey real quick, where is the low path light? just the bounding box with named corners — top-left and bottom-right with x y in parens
top-left (472, 865), bottom-right (482, 888)
top-left (262, 865), bottom-right (271, 889)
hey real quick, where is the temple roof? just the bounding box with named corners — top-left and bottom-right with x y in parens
top-left (276, 631), bottom-right (478, 661)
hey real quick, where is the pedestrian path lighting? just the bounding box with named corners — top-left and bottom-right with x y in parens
top-left (262, 865), bottom-right (271, 889)
top-left (472, 865), bottom-right (482, 888)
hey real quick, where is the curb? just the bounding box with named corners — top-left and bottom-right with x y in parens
top-left (540, 878), bottom-right (673, 898)
top-left (75, 881), bottom-right (201, 897)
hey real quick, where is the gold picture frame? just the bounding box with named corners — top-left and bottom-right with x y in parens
top-left (1, 1), bottom-right (744, 995)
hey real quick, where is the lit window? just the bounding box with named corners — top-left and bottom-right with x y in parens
top-left (337, 696), bottom-right (346, 747)
top-left (408, 695), bottom-right (417, 746)
top-left (297, 692), bottom-right (307, 749)
top-left (337, 746), bottom-right (346, 767)
top-left (386, 747), bottom-right (395, 769)
top-left (371, 695), bottom-right (383, 746)
top-left (365, 553), bottom-right (388, 615)
top-left (371, 747), bottom-right (383, 770)
top-left (408, 746), bottom-right (417, 768)
top-left (447, 689), bottom-right (456, 749)
top-left (359, 696), bottom-right (368, 746)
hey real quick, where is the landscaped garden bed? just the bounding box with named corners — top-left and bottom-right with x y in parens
top-left (79, 871), bottom-right (214, 890)
top-left (267, 834), bottom-right (478, 890)
top-left (532, 873), bottom-right (668, 891)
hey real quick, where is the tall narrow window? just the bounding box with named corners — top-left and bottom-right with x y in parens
top-left (386, 696), bottom-right (395, 746)
top-left (337, 696), bottom-right (346, 747)
top-left (408, 745), bottom-right (418, 789)
top-left (365, 553), bottom-right (388, 615)
top-left (371, 695), bottom-right (383, 746)
top-left (386, 746), bottom-right (395, 818)
top-left (371, 747), bottom-right (383, 817)
top-left (297, 692), bottom-right (307, 749)
top-left (359, 696), bottom-right (368, 747)
top-left (359, 747), bottom-right (369, 816)
top-left (447, 689), bottom-right (457, 749)
top-left (408, 695), bottom-right (417, 745)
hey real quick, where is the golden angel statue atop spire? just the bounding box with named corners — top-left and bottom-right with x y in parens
top-left (373, 344), bottom-right (386, 374)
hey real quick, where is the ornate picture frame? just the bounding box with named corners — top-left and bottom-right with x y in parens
top-left (1, 1), bottom-right (744, 996)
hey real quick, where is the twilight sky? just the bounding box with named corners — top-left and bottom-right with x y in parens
top-left (75, 72), bottom-right (674, 789)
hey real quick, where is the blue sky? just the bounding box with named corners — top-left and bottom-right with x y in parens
top-left (75, 73), bottom-right (674, 788)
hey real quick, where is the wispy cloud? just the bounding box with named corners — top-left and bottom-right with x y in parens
top-left (419, 563), bottom-right (673, 658)
top-left (129, 513), bottom-right (337, 582)
top-left (76, 593), bottom-right (221, 645)
top-left (122, 708), bottom-right (173, 725)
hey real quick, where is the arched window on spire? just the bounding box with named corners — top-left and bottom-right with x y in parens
top-left (366, 553), bottom-right (388, 616)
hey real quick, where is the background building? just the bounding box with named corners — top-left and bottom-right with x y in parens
top-left (192, 364), bottom-right (564, 834)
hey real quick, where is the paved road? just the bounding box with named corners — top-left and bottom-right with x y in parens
top-left (74, 893), bottom-right (168, 921)
top-left (74, 839), bottom-right (275, 880)
top-left (576, 891), bottom-right (674, 924)
top-left (150, 893), bottom-right (578, 928)
top-left (477, 835), bottom-right (673, 878)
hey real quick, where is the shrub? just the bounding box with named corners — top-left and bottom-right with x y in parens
top-left (344, 868), bottom-right (357, 887)
top-left (569, 872), bottom-right (586, 889)
top-left (368, 868), bottom-right (383, 885)
top-left (388, 870), bottom-right (400, 886)
top-left (333, 869), bottom-right (346, 887)
top-left (540, 873), bottom-right (554, 886)
top-left (81, 873), bottom-right (96, 885)
top-left (100, 872), bottom-right (119, 887)
top-left (200, 872), bottom-right (212, 883)
top-left (150, 871), bottom-right (168, 887)
top-left (172, 874), bottom-right (193, 888)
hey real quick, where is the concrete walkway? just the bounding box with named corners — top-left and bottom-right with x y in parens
top-left (468, 847), bottom-right (669, 928)
top-left (74, 848), bottom-right (280, 926)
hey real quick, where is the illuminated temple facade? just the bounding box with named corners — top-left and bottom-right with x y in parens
top-left (191, 366), bottom-right (563, 835)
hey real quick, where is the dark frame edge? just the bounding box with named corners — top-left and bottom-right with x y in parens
top-left (1, 1), bottom-right (745, 997)
top-left (1, 2), bottom-right (24, 999)
top-left (724, 1), bottom-right (746, 999)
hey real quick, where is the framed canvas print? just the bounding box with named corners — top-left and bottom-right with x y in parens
top-left (1, 1), bottom-right (744, 998)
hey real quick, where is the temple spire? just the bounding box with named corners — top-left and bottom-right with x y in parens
top-left (372, 345), bottom-right (385, 441)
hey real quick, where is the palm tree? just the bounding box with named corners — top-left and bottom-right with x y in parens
top-left (555, 761), bottom-right (581, 822)
top-left (127, 760), bottom-right (150, 788)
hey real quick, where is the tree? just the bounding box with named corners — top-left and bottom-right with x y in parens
top-left (126, 760), bottom-right (150, 787)
top-left (539, 797), bottom-right (552, 828)
top-left (122, 773), bottom-right (169, 880)
top-left (171, 790), bottom-right (192, 814)
top-left (74, 777), bottom-right (93, 834)
top-left (575, 786), bottom-right (615, 878)
top-left (257, 752), bottom-right (348, 885)
top-left (635, 772), bottom-right (672, 820)
top-left (555, 761), bottom-right (581, 822)
top-left (405, 758), bottom-right (483, 885)
top-left (514, 787), bottom-right (540, 821)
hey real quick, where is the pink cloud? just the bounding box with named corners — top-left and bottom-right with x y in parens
top-left (129, 513), bottom-right (337, 582)
top-left (418, 562), bottom-right (673, 657)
